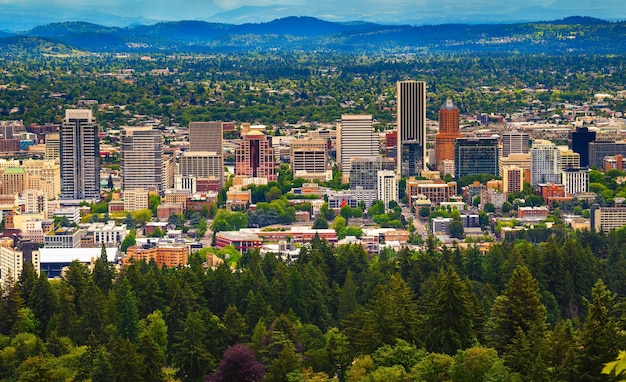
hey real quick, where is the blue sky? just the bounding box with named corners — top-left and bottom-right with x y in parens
top-left (0, 0), bottom-right (624, 29)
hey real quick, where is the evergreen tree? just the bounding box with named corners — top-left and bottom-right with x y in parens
top-left (422, 267), bottom-right (477, 355)
top-left (172, 311), bottom-right (214, 381)
top-left (0, 272), bottom-right (24, 335)
top-left (93, 243), bottom-right (114, 293)
top-left (139, 331), bottom-right (165, 382)
top-left (29, 271), bottom-right (57, 337)
top-left (116, 278), bottom-right (140, 342)
top-left (17, 262), bottom-right (37, 308)
top-left (337, 269), bottom-right (358, 321)
top-left (486, 265), bottom-right (547, 354)
top-left (577, 280), bottom-right (621, 382)
top-left (109, 337), bottom-right (145, 382)
top-left (78, 280), bottom-right (109, 345)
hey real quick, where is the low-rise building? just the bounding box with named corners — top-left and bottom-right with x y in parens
top-left (44, 227), bottom-right (83, 248)
top-left (215, 231), bottom-right (263, 254)
top-left (0, 238), bottom-right (39, 282)
top-left (126, 242), bottom-right (188, 267)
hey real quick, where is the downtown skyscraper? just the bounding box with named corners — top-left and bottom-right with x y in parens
top-left (60, 109), bottom-right (100, 202)
top-left (188, 121), bottom-right (224, 189)
top-left (120, 126), bottom-right (163, 192)
top-left (397, 80), bottom-right (426, 177)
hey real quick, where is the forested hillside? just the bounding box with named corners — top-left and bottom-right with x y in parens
top-left (1, 229), bottom-right (626, 381)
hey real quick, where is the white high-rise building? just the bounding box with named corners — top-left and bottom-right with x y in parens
top-left (188, 121), bottom-right (224, 188)
top-left (60, 109), bottom-right (100, 202)
top-left (338, 115), bottom-right (378, 180)
top-left (562, 168), bottom-right (589, 196)
top-left (530, 140), bottom-right (561, 186)
top-left (377, 170), bottom-right (398, 209)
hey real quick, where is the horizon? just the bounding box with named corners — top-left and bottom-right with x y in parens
top-left (0, 0), bottom-right (624, 31)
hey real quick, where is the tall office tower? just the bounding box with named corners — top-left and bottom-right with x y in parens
top-left (562, 167), bottom-right (589, 196)
top-left (377, 170), bottom-right (398, 208)
top-left (188, 121), bottom-right (224, 188)
top-left (235, 130), bottom-right (277, 181)
top-left (338, 115), bottom-right (379, 179)
top-left (570, 126), bottom-right (596, 167)
top-left (349, 157), bottom-right (396, 190)
top-left (45, 133), bottom-right (60, 161)
top-left (502, 165), bottom-right (524, 194)
top-left (120, 126), bottom-right (163, 192)
top-left (60, 109), bottom-right (100, 201)
top-left (434, 99), bottom-right (461, 171)
top-left (501, 131), bottom-right (530, 157)
top-left (588, 141), bottom-right (626, 169)
top-left (180, 151), bottom-right (223, 191)
top-left (530, 141), bottom-right (561, 186)
top-left (397, 80), bottom-right (426, 177)
top-left (290, 137), bottom-right (328, 181)
top-left (454, 137), bottom-right (499, 179)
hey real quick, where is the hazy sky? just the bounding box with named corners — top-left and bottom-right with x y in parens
top-left (0, 0), bottom-right (624, 25)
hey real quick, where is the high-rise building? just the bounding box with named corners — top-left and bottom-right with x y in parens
top-left (188, 121), bottom-right (223, 153)
top-left (502, 165), bottom-right (524, 194)
top-left (45, 133), bottom-right (60, 161)
top-left (377, 170), bottom-right (398, 209)
top-left (530, 141), bottom-right (561, 186)
top-left (397, 81), bottom-right (426, 176)
top-left (559, 149), bottom-right (580, 170)
top-left (121, 126), bottom-right (163, 192)
top-left (435, 99), bottom-right (461, 171)
top-left (588, 141), bottom-right (626, 169)
top-left (349, 157), bottom-right (396, 190)
top-left (338, 115), bottom-right (378, 179)
top-left (290, 137), bottom-right (329, 181)
top-left (60, 109), bottom-right (100, 202)
top-left (179, 151), bottom-right (223, 191)
top-left (235, 130), bottom-right (277, 181)
top-left (562, 167), bottom-right (589, 196)
top-left (188, 121), bottom-right (224, 188)
top-left (570, 127), bottom-right (596, 167)
top-left (23, 160), bottom-right (60, 200)
top-left (454, 137), bottom-right (499, 179)
top-left (501, 131), bottom-right (530, 157)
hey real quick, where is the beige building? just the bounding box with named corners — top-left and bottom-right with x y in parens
top-left (179, 151), bottom-right (223, 185)
top-left (22, 160), bottom-right (60, 200)
top-left (2, 167), bottom-right (28, 195)
top-left (121, 126), bottom-right (163, 192)
top-left (290, 137), bottom-right (330, 181)
top-left (0, 239), bottom-right (40, 283)
top-left (123, 189), bottom-right (150, 211)
top-left (502, 165), bottom-right (524, 194)
top-left (559, 149), bottom-right (581, 170)
top-left (45, 133), bottom-right (60, 160)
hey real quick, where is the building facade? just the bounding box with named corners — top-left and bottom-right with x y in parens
top-left (349, 157), bottom-right (395, 190)
top-left (397, 80), bottom-right (426, 177)
top-left (338, 115), bottom-right (378, 178)
top-left (377, 170), bottom-right (398, 209)
top-left (187, 121), bottom-right (224, 188)
top-left (454, 137), bottom-right (499, 179)
top-left (570, 127), bottom-right (596, 167)
top-left (501, 131), bottom-right (530, 157)
top-left (235, 130), bottom-right (277, 181)
top-left (290, 137), bottom-right (329, 181)
top-left (502, 165), bottom-right (524, 194)
top-left (121, 126), bottom-right (163, 192)
top-left (562, 167), bottom-right (590, 196)
top-left (60, 109), bottom-right (100, 201)
top-left (435, 99), bottom-right (461, 172)
top-left (530, 141), bottom-right (562, 186)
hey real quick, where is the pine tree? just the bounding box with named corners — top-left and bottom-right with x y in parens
top-left (29, 271), bottom-right (57, 337)
top-left (109, 337), bottom-right (145, 382)
top-left (486, 265), bottom-right (548, 354)
top-left (139, 331), bottom-right (165, 382)
top-left (172, 311), bottom-right (214, 381)
top-left (116, 278), bottom-right (140, 342)
top-left (337, 269), bottom-right (358, 321)
top-left (422, 267), bottom-right (476, 355)
top-left (93, 243), bottom-right (114, 293)
top-left (0, 271), bottom-right (24, 335)
top-left (577, 279), bottom-right (621, 382)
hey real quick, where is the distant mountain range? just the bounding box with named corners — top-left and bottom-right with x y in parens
top-left (1, 16), bottom-right (624, 55)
